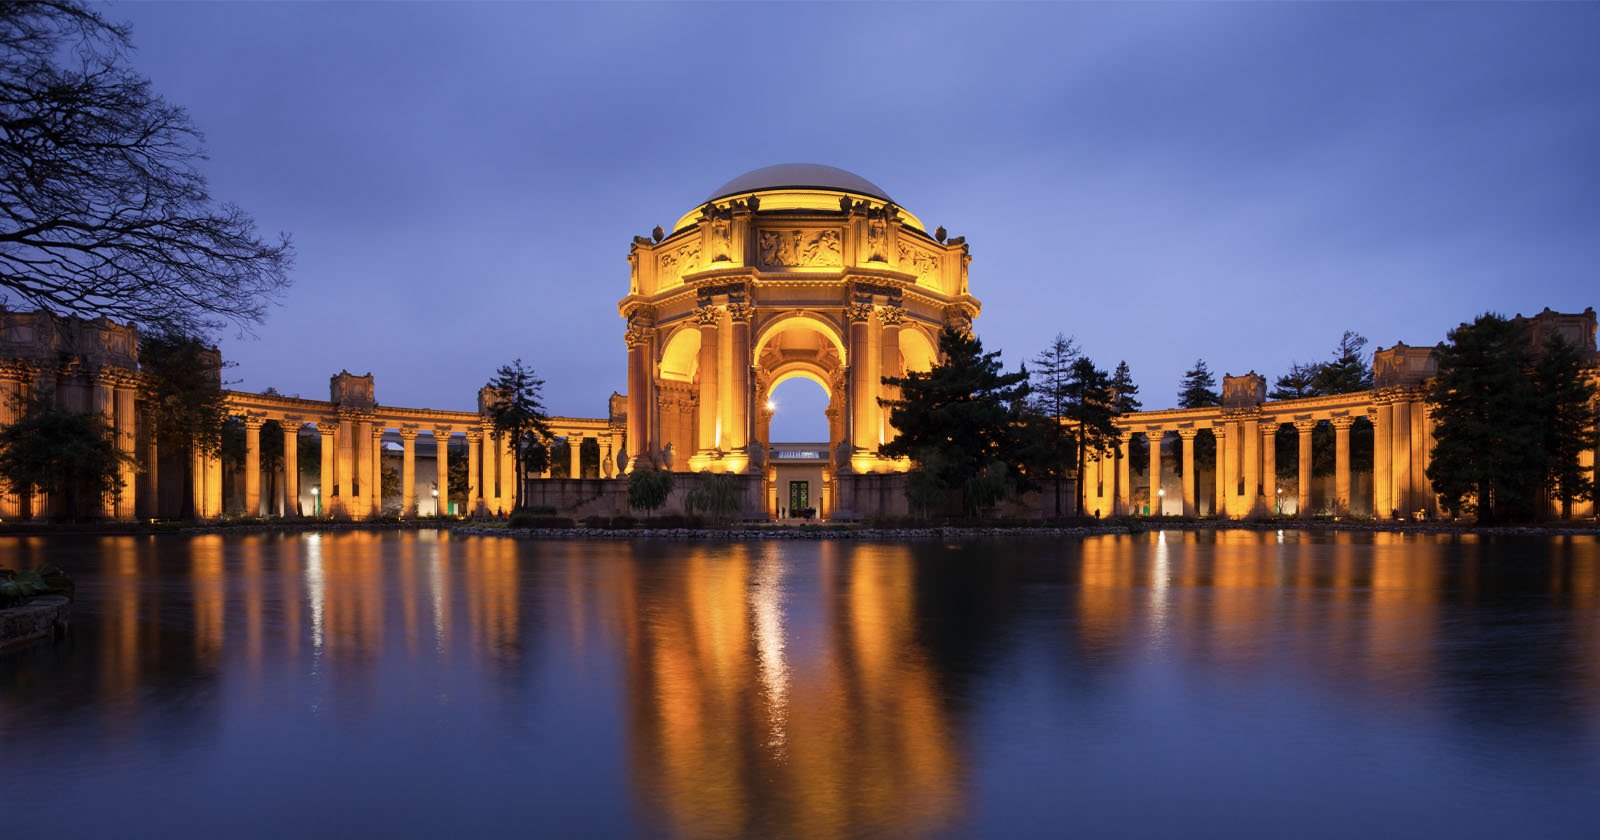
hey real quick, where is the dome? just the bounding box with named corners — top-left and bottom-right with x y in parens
top-left (708, 163), bottom-right (892, 203)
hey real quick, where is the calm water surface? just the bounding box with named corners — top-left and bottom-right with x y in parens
top-left (2, 531), bottom-right (1598, 838)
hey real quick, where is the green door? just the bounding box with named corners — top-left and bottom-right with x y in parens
top-left (788, 481), bottom-right (809, 512)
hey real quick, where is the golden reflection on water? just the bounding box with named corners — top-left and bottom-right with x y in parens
top-left (4, 530), bottom-right (1600, 837)
top-left (617, 541), bottom-right (961, 839)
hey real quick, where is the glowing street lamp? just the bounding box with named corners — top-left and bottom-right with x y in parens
top-left (765, 399), bottom-right (777, 412)
top-left (311, 486), bottom-right (320, 517)
top-left (432, 485), bottom-right (441, 516)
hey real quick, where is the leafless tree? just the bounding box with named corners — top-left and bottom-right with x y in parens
top-left (0, 1), bottom-right (291, 336)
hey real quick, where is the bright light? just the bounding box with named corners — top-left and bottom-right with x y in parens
top-left (311, 487), bottom-right (319, 496)
top-left (765, 399), bottom-right (777, 411)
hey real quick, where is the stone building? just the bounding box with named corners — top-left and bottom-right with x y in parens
top-left (0, 166), bottom-right (1594, 522)
top-left (618, 163), bottom-right (980, 518)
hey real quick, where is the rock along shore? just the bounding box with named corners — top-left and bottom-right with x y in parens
top-left (0, 595), bottom-right (71, 651)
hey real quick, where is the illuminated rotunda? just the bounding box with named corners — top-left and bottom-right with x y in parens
top-left (617, 164), bottom-right (982, 511)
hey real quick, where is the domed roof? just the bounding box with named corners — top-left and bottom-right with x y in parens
top-left (708, 163), bottom-right (891, 203)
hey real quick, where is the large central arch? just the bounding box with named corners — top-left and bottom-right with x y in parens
top-left (618, 164), bottom-right (983, 516)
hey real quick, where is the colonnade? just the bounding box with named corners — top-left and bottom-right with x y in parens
top-left (0, 361), bottom-right (140, 521)
top-left (1076, 376), bottom-right (1600, 521)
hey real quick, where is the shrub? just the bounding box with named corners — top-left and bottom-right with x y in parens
top-left (582, 514), bottom-right (610, 529)
top-left (628, 468), bottom-right (674, 514)
top-left (684, 474), bottom-right (741, 523)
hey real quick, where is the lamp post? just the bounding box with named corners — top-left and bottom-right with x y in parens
top-left (432, 485), bottom-right (440, 517)
top-left (1156, 486), bottom-right (1164, 517)
top-left (312, 486), bottom-right (320, 518)
top-left (1276, 485), bottom-right (1283, 515)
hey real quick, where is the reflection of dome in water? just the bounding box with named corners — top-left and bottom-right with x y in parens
top-left (707, 163), bottom-right (892, 203)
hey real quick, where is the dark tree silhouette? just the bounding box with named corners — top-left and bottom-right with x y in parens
top-left (0, 2), bottom-right (291, 335)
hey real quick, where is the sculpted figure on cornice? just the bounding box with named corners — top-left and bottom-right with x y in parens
top-left (758, 229), bottom-right (842, 268)
top-left (898, 243), bottom-right (939, 282)
top-left (659, 241), bottom-right (699, 282)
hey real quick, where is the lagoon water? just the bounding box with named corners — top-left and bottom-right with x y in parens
top-left (2, 530), bottom-right (1598, 838)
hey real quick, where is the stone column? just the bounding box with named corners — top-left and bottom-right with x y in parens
top-left (727, 303), bottom-right (752, 461)
top-left (696, 306), bottom-right (721, 457)
top-left (282, 422), bottom-right (299, 517)
top-left (141, 437), bottom-right (159, 519)
top-left (204, 449), bottom-right (222, 519)
top-left (369, 426), bottom-right (384, 518)
top-left (878, 306), bottom-right (904, 444)
top-left (114, 383), bottom-right (137, 520)
top-left (1295, 420), bottom-right (1315, 518)
top-left (1574, 442), bottom-right (1596, 519)
top-left (847, 301), bottom-right (874, 464)
top-left (1212, 426), bottom-right (1228, 518)
top-left (466, 429), bottom-right (483, 513)
top-left (1116, 431), bottom-right (1132, 516)
top-left (1241, 414), bottom-right (1260, 516)
top-left (1332, 416), bottom-right (1354, 514)
top-left (92, 373), bottom-right (117, 518)
top-left (1261, 422), bottom-right (1277, 515)
top-left (1146, 429), bottom-right (1163, 516)
top-left (337, 415), bottom-right (354, 507)
top-left (1178, 428), bottom-right (1198, 516)
top-left (243, 414), bottom-right (263, 517)
top-left (0, 373), bottom-right (22, 519)
top-left (317, 421), bottom-right (335, 517)
top-left (624, 324), bottom-right (650, 470)
top-left (1391, 397), bottom-right (1412, 517)
top-left (434, 429), bottom-right (451, 516)
top-left (1373, 396), bottom-right (1393, 519)
top-left (1222, 418), bottom-right (1240, 518)
top-left (500, 432), bottom-right (516, 510)
top-left (569, 435), bottom-right (584, 479)
top-left (483, 427), bottom-right (499, 512)
top-left (400, 426), bottom-right (418, 516)
top-left (354, 418), bottom-right (372, 510)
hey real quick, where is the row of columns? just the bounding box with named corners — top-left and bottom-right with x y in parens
top-left (235, 417), bottom-right (529, 519)
top-left (1113, 412), bottom-right (1376, 518)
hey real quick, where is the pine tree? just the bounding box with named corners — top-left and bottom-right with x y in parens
top-left (485, 359), bottom-right (553, 512)
top-left (1177, 359), bottom-right (1220, 409)
top-left (1312, 331), bottom-right (1373, 394)
top-left (1110, 361), bottom-right (1144, 478)
top-left (881, 326), bottom-right (1031, 516)
top-left (1029, 334), bottom-right (1079, 516)
top-left (1270, 361), bottom-right (1322, 400)
top-left (1530, 333), bottom-right (1600, 518)
top-left (1426, 314), bottom-right (1544, 522)
top-left (1064, 357), bottom-right (1117, 516)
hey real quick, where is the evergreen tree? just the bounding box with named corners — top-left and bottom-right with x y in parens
top-left (1177, 359), bottom-right (1221, 409)
top-left (1065, 357), bottom-right (1117, 516)
top-left (1029, 334), bottom-right (1079, 517)
top-left (0, 390), bottom-right (131, 519)
top-left (1426, 314), bottom-right (1544, 522)
top-left (1270, 361), bottom-right (1322, 400)
top-left (1530, 333), bottom-right (1599, 518)
top-left (881, 326), bottom-right (1031, 516)
top-left (139, 332), bottom-right (227, 519)
top-left (1110, 360), bottom-right (1144, 479)
top-left (484, 359), bottom-right (553, 512)
top-left (1312, 331), bottom-right (1373, 394)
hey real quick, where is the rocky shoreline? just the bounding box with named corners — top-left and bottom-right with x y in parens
top-left (0, 595), bottom-right (71, 651)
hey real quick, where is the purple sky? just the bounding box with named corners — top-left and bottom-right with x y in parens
top-left (104, 2), bottom-right (1599, 440)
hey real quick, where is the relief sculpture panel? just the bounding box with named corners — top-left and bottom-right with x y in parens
top-left (758, 229), bottom-right (842, 268)
top-left (658, 242), bottom-right (701, 284)
top-left (898, 243), bottom-right (941, 284)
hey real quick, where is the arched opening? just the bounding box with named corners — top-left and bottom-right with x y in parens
top-left (899, 326), bottom-right (938, 374)
top-left (767, 375), bottom-right (830, 443)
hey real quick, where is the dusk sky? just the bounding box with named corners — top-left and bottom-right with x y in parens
top-left (105, 2), bottom-right (1599, 440)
